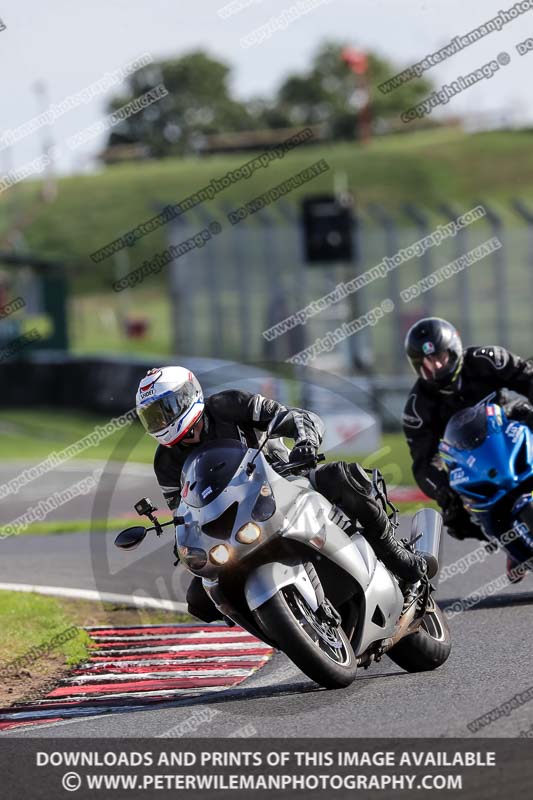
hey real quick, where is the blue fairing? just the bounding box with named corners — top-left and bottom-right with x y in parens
top-left (439, 404), bottom-right (533, 510)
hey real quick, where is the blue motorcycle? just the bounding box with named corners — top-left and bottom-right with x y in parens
top-left (438, 394), bottom-right (533, 573)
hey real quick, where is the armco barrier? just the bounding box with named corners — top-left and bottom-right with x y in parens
top-left (0, 354), bottom-right (149, 414)
top-left (0, 354), bottom-right (414, 430)
top-left (0, 354), bottom-right (288, 415)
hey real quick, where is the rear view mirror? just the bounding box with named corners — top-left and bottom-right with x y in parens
top-left (114, 526), bottom-right (147, 550)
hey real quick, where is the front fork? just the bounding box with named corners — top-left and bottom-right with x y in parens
top-left (202, 560), bottom-right (338, 646)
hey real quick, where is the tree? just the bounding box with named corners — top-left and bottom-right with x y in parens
top-left (104, 43), bottom-right (436, 158)
top-left (275, 41), bottom-right (434, 139)
top-left (105, 51), bottom-right (257, 157)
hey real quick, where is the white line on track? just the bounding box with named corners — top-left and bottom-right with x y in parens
top-left (91, 631), bottom-right (251, 642)
top-left (65, 669), bottom-right (252, 683)
top-left (79, 655), bottom-right (268, 668)
top-left (85, 624), bottom-right (212, 630)
top-left (0, 583), bottom-right (187, 612)
top-left (95, 641), bottom-right (272, 655)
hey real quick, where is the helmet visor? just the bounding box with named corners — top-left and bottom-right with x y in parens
top-left (411, 349), bottom-right (457, 384)
top-left (137, 382), bottom-right (196, 434)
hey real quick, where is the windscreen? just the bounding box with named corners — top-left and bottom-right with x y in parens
top-left (443, 405), bottom-right (488, 451)
top-left (180, 439), bottom-right (248, 507)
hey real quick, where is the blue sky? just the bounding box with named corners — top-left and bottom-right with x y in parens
top-left (2, 0), bottom-right (532, 176)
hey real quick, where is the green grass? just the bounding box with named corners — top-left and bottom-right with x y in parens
top-left (13, 518), bottom-right (141, 536)
top-left (0, 408), bottom-right (415, 473)
top-left (0, 408), bottom-right (156, 463)
top-left (70, 290), bottom-right (173, 356)
top-left (0, 590), bottom-right (193, 704)
top-left (6, 128), bottom-right (533, 294)
top-left (0, 590), bottom-right (91, 670)
top-left (358, 432), bottom-right (416, 488)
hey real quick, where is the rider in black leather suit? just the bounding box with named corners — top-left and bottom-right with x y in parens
top-left (149, 385), bottom-right (428, 622)
top-left (403, 317), bottom-right (533, 548)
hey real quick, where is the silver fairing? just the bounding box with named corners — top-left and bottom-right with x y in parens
top-left (272, 474), bottom-right (405, 653)
top-left (175, 446), bottom-right (405, 655)
top-left (175, 448), bottom-right (286, 581)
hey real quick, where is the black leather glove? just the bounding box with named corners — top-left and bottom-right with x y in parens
top-left (441, 495), bottom-right (464, 528)
top-left (434, 484), bottom-right (452, 504)
top-left (504, 397), bottom-right (533, 427)
top-left (434, 486), bottom-right (462, 526)
top-left (289, 442), bottom-right (317, 467)
top-left (435, 488), bottom-right (478, 540)
top-left (434, 485), bottom-right (487, 541)
top-left (435, 485), bottom-right (458, 512)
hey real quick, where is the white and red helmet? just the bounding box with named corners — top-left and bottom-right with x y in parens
top-left (135, 366), bottom-right (204, 447)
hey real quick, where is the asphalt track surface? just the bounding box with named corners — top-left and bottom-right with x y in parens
top-left (0, 460), bottom-right (160, 524)
top-left (1, 461), bottom-right (532, 738)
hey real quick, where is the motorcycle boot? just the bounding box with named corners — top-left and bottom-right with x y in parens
top-left (313, 462), bottom-right (429, 586)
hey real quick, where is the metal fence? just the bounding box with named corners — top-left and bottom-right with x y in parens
top-left (167, 199), bottom-right (533, 374)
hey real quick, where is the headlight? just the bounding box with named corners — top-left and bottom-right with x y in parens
top-left (209, 544), bottom-right (230, 565)
top-left (177, 546), bottom-right (207, 570)
top-left (251, 483), bottom-right (276, 521)
top-left (236, 522), bottom-right (261, 544)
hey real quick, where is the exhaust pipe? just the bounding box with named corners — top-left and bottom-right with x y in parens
top-left (410, 508), bottom-right (443, 584)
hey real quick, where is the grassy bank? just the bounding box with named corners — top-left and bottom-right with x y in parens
top-left (7, 129), bottom-right (533, 291)
top-left (0, 590), bottom-right (191, 706)
top-left (0, 591), bottom-right (90, 706)
top-left (0, 591), bottom-right (90, 670)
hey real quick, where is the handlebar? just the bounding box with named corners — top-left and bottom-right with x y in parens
top-left (273, 453), bottom-right (325, 477)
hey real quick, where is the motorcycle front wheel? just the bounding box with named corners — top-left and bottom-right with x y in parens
top-left (252, 585), bottom-right (358, 689)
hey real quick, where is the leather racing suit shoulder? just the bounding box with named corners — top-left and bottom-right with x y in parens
top-left (154, 390), bottom-right (325, 510)
top-left (402, 381), bottom-right (447, 500)
top-left (462, 345), bottom-right (533, 398)
top-left (402, 345), bottom-right (533, 501)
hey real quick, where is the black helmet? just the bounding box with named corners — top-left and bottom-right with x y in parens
top-left (404, 317), bottom-right (463, 389)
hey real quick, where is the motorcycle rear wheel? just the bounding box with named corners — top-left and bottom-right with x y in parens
top-left (252, 585), bottom-right (358, 689)
top-left (386, 597), bottom-right (451, 672)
